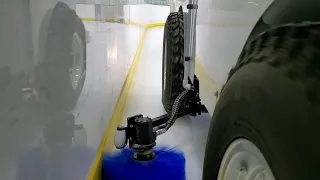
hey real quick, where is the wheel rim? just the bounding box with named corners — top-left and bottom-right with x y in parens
top-left (163, 38), bottom-right (167, 94)
top-left (218, 138), bottom-right (275, 180)
top-left (70, 32), bottom-right (84, 90)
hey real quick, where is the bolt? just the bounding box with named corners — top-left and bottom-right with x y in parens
top-left (258, 173), bottom-right (266, 180)
top-left (238, 160), bottom-right (248, 172)
top-left (214, 91), bottom-right (219, 98)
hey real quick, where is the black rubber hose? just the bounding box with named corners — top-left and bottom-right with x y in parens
top-left (155, 89), bottom-right (189, 136)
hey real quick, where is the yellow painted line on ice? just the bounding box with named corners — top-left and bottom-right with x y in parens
top-left (124, 21), bottom-right (146, 28)
top-left (100, 23), bottom-right (165, 155)
top-left (80, 17), bottom-right (164, 29)
top-left (104, 30), bottom-right (148, 152)
top-left (81, 18), bottom-right (96, 22)
top-left (104, 18), bottom-right (115, 22)
top-left (146, 22), bottom-right (165, 28)
top-left (87, 24), bottom-right (149, 180)
top-left (81, 18), bottom-right (115, 22)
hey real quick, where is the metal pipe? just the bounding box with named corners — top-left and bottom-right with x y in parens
top-left (183, 9), bottom-right (191, 90)
top-left (183, 0), bottom-right (198, 90)
top-left (188, 0), bottom-right (197, 85)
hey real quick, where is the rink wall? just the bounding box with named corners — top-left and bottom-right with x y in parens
top-left (123, 4), bottom-right (170, 25)
top-left (76, 4), bottom-right (95, 20)
top-left (77, 3), bottom-right (170, 25)
top-left (76, 3), bottom-right (116, 22)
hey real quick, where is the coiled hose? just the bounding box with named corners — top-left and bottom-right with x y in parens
top-left (155, 89), bottom-right (189, 136)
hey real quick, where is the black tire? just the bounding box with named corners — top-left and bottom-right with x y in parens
top-left (36, 2), bottom-right (86, 111)
top-left (74, 12), bottom-right (87, 95)
top-left (162, 12), bottom-right (185, 112)
top-left (203, 23), bottom-right (320, 180)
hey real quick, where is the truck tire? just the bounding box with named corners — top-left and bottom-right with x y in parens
top-left (203, 23), bottom-right (320, 180)
top-left (74, 12), bottom-right (87, 96)
top-left (36, 2), bottom-right (86, 111)
top-left (162, 12), bottom-right (186, 112)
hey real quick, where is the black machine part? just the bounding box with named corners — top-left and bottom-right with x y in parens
top-left (115, 76), bottom-right (207, 161)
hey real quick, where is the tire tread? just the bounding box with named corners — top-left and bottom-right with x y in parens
top-left (162, 12), bottom-right (185, 111)
top-left (225, 22), bottom-right (320, 105)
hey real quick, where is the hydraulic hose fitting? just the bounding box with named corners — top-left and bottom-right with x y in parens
top-left (134, 149), bottom-right (155, 161)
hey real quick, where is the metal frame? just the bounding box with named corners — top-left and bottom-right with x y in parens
top-left (183, 0), bottom-right (198, 90)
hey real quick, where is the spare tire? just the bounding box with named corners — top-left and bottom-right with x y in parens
top-left (35, 2), bottom-right (86, 111)
top-left (203, 23), bottom-right (320, 180)
top-left (162, 12), bottom-right (186, 112)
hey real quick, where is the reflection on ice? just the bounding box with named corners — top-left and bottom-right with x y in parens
top-left (0, 0), bottom-right (144, 178)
